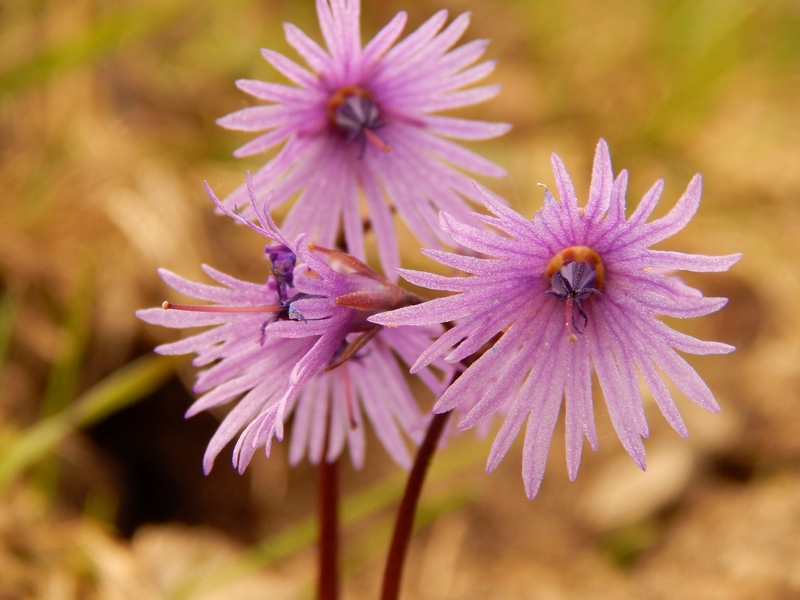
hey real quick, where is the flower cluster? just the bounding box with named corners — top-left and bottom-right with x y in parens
top-left (138, 0), bottom-right (738, 502)
top-left (371, 139), bottom-right (741, 498)
top-left (137, 176), bottom-right (452, 472)
top-left (218, 0), bottom-right (510, 278)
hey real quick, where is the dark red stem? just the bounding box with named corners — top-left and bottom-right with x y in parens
top-left (380, 411), bottom-right (452, 600)
top-left (318, 454), bottom-right (340, 600)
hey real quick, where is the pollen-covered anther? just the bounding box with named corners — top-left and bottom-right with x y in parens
top-left (544, 245), bottom-right (604, 290)
top-left (327, 86), bottom-right (390, 153)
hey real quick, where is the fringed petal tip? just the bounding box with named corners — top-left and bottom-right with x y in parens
top-left (721, 342), bottom-right (736, 354)
top-left (724, 252), bottom-right (744, 269)
top-left (134, 307), bottom-right (155, 322)
top-left (635, 455), bottom-right (647, 471)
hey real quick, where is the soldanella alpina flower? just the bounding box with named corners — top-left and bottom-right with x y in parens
top-left (218, 0), bottom-right (510, 279)
top-left (371, 139), bottom-right (741, 499)
top-left (137, 175), bottom-right (451, 473)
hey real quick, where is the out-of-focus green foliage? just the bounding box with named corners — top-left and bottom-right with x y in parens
top-left (40, 264), bottom-right (94, 418)
top-left (0, 354), bottom-right (177, 491)
top-left (0, 289), bottom-right (21, 385)
top-left (0, 1), bottom-right (189, 96)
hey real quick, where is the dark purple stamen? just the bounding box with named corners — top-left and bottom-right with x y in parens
top-left (545, 261), bottom-right (601, 334)
top-left (332, 94), bottom-right (388, 157)
top-left (266, 244), bottom-right (296, 303)
top-left (256, 245), bottom-right (299, 344)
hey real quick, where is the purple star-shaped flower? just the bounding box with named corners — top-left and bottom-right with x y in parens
top-left (371, 139), bottom-right (742, 499)
top-left (218, 0), bottom-right (510, 279)
top-left (137, 175), bottom-right (452, 473)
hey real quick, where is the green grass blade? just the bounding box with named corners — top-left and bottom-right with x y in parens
top-left (0, 354), bottom-right (177, 491)
top-left (40, 266), bottom-right (94, 418)
top-left (0, 287), bottom-right (22, 385)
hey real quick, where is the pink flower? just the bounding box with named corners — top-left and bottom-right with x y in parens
top-left (137, 176), bottom-right (452, 473)
top-left (371, 139), bottom-right (741, 498)
top-left (218, 0), bottom-right (510, 279)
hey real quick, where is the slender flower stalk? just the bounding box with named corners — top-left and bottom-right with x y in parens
top-left (218, 0), bottom-right (510, 278)
top-left (381, 411), bottom-right (451, 600)
top-left (371, 139), bottom-right (742, 498)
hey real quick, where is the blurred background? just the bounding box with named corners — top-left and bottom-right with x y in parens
top-left (0, 0), bottom-right (798, 598)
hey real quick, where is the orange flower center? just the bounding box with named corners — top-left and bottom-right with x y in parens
top-left (544, 246), bottom-right (604, 290)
